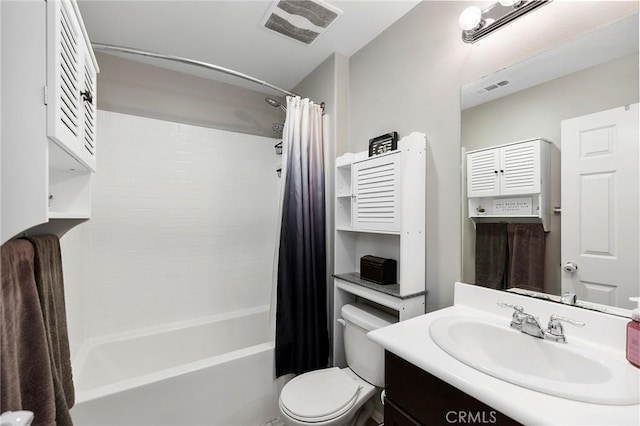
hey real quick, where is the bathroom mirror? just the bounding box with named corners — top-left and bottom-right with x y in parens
top-left (460, 15), bottom-right (639, 315)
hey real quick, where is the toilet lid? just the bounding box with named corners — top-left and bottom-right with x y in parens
top-left (280, 368), bottom-right (362, 422)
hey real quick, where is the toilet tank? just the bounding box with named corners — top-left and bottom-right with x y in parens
top-left (341, 303), bottom-right (397, 387)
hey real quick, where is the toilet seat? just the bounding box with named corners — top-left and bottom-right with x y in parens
top-left (280, 367), bottom-right (362, 423)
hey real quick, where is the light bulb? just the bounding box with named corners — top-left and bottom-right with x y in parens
top-left (499, 0), bottom-right (521, 6)
top-left (459, 6), bottom-right (483, 31)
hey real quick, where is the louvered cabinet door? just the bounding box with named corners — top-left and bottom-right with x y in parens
top-left (466, 149), bottom-right (500, 197)
top-left (78, 50), bottom-right (97, 170)
top-left (47, 0), bottom-right (97, 171)
top-left (499, 140), bottom-right (540, 195)
top-left (352, 154), bottom-right (401, 232)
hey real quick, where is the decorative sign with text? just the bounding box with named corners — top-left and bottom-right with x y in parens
top-left (492, 197), bottom-right (532, 215)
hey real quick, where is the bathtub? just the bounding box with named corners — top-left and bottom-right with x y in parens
top-left (71, 306), bottom-right (279, 426)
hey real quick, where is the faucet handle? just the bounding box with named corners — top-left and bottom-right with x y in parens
top-left (546, 314), bottom-right (585, 343)
top-left (497, 302), bottom-right (524, 313)
top-left (548, 314), bottom-right (585, 329)
top-left (497, 302), bottom-right (525, 328)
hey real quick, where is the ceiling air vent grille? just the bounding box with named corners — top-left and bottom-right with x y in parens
top-left (263, 0), bottom-right (342, 45)
top-left (474, 80), bottom-right (510, 95)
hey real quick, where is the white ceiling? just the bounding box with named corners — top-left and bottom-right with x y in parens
top-left (78, 0), bottom-right (421, 95)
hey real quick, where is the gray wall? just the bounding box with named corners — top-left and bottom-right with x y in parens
top-left (348, 1), bottom-right (638, 312)
top-left (292, 52), bottom-right (350, 363)
top-left (461, 53), bottom-right (639, 295)
top-left (95, 52), bottom-right (285, 138)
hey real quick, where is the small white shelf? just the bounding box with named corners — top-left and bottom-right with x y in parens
top-left (470, 214), bottom-right (540, 219)
top-left (335, 227), bottom-right (401, 235)
top-left (48, 211), bottom-right (90, 219)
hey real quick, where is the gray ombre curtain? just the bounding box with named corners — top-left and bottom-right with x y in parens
top-left (275, 96), bottom-right (329, 377)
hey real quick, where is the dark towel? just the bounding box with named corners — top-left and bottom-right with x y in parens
top-left (1, 240), bottom-right (56, 426)
top-left (507, 224), bottom-right (546, 292)
top-left (25, 235), bottom-right (74, 426)
top-left (475, 223), bottom-right (508, 289)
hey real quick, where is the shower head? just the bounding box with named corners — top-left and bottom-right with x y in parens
top-left (265, 97), bottom-right (281, 108)
top-left (265, 97), bottom-right (287, 112)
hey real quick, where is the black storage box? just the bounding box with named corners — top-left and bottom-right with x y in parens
top-left (360, 255), bottom-right (397, 285)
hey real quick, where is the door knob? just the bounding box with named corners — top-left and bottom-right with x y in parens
top-left (563, 262), bottom-right (578, 273)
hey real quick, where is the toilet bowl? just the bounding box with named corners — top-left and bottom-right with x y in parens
top-left (278, 303), bottom-right (396, 426)
top-left (279, 367), bottom-right (375, 426)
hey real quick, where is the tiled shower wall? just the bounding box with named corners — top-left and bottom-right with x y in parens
top-left (62, 110), bottom-right (281, 350)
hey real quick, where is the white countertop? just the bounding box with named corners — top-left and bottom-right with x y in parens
top-left (367, 282), bottom-right (640, 426)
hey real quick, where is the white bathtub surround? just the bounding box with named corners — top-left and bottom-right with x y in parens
top-left (71, 306), bottom-right (278, 425)
top-left (62, 110), bottom-right (283, 424)
top-left (368, 282), bottom-right (640, 425)
top-left (65, 110), bottom-right (281, 342)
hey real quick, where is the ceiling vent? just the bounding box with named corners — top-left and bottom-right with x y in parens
top-left (262, 0), bottom-right (342, 45)
top-left (474, 80), bottom-right (511, 95)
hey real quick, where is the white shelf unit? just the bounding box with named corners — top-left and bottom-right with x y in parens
top-left (466, 138), bottom-right (551, 231)
top-left (333, 132), bottom-right (426, 368)
top-left (1, 0), bottom-right (98, 244)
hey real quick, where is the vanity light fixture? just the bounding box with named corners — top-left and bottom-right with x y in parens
top-left (460, 0), bottom-right (551, 44)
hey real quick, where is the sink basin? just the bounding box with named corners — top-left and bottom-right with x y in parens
top-left (429, 315), bottom-right (640, 405)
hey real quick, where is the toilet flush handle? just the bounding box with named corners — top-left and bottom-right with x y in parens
top-left (337, 318), bottom-right (346, 327)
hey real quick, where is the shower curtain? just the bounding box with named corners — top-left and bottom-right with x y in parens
top-left (275, 96), bottom-right (329, 377)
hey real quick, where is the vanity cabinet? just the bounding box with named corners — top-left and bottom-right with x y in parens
top-left (466, 138), bottom-right (550, 231)
top-left (333, 132), bottom-right (426, 368)
top-left (1, 0), bottom-right (99, 244)
top-left (384, 351), bottom-right (520, 426)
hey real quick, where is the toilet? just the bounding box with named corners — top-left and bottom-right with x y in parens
top-left (278, 303), bottom-right (396, 426)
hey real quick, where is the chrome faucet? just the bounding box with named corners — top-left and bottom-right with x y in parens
top-left (560, 292), bottom-right (577, 305)
top-left (545, 314), bottom-right (585, 343)
top-left (498, 302), bottom-right (585, 343)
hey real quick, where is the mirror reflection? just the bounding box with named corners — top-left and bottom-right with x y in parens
top-left (460, 15), bottom-right (639, 314)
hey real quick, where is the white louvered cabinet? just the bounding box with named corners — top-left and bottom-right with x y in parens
top-left (466, 138), bottom-right (550, 231)
top-left (332, 132), bottom-right (427, 368)
top-left (47, 0), bottom-right (98, 171)
top-left (352, 152), bottom-right (401, 232)
top-left (1, 0), bottom-right (98, 244)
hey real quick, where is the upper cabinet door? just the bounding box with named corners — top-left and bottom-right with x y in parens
top-left (467, 140), bottom-right (542, 198)
top-left (352, 153), bottom-right (401, 232)
top-left (499, 140), bottom-right (540, 195)
top-left (47, 0), bottom-right (96, 171)
top-left (467, 149), bottom-right (500, 197)
top-left (79, 51), bottom-right (97, 168)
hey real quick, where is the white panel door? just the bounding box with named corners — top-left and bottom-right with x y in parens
top-left (467, 148), bottom-right (500, 197)
top-left (561, 104), bottom-right (639, 309)
top-left (352, 153), bottom-right (401, 232)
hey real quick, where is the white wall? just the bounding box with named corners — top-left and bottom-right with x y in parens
top-left (63, 110), bottom-right (281, 352)
top-left (348, 0), bottom-right (638, 312)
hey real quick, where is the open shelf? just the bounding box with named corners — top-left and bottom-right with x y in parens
top-left (333, 272), bottom-right (426, 300)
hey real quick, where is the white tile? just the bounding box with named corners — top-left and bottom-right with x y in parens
top-left (65, 111), bottom-right (281, 340)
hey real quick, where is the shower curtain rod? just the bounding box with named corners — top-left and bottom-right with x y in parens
top-left (92, 43), bottom-right (300, 98)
